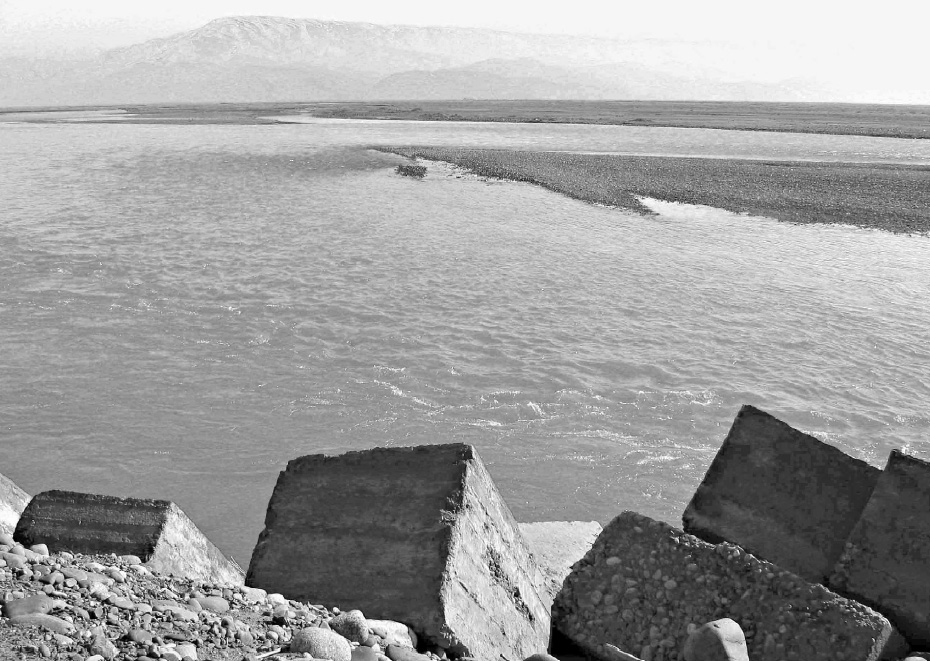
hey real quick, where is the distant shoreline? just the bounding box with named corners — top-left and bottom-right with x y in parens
top-left (3, 100), bottom-right (930, 140)
top-left (302, 100), bottom-right (930, 140)
top-left (379, 146), bottom-right (930, 235)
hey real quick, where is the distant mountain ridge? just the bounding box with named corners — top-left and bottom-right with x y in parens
top-left (0, 16), bottom-right (846, 107)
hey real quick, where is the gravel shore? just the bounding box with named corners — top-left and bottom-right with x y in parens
top-left (0, 536), bottom-right (432, 661)
top-left (381, 147), bottom-right (930, 235)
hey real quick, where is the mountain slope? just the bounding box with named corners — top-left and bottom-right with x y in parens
top-left (0, 16), bottom-right (824, 107)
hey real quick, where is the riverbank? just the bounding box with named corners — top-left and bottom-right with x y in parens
top-left (5, 101), bottom-right (930, 140)
top-left (302, 101), bottom-right (930, 140)
top-left (380, 146), bottom-right (930, 235)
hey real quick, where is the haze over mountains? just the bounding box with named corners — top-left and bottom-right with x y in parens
top-left (0, 16), bottom-right (923, 107)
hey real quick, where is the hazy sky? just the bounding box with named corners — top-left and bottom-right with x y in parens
top-left (1, 0), bottom-right (923, 56)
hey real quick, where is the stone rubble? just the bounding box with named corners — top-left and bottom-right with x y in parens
top-left (0, 532), bottom-right (432, 661)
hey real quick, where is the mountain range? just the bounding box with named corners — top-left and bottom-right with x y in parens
top-left (0, 16), bottom-right (896, 108)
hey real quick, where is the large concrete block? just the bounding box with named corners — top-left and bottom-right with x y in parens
top-left (682, 404), bottom-right (879, 583)
top-left (554, 511), bottom-right (905, 661)
top-left (830, 451), bottom-right (930, 647)
top-left (14, 490), bottom-right (243, 586)
top-left (0, 471), bottom-right (30, 537)
top-left (519, 521), bottom-right (602, 603)
top-left (247, 444), bottom-right (550, 661)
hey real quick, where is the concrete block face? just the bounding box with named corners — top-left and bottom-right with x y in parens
top-left (682, 404), bottom-right (879, 583)
top-left (519, 521), bottom-right (603, 602)
top-left (830, 451), bottom-right (930, 647)
top-left (247, 443), bottom-right (550, 661)
top-left (0, 471), bottom-right (30, 537)
top-left (554, 511), bottom-right (905, 661)
top-left (13, 490), bottom-right (243, 585)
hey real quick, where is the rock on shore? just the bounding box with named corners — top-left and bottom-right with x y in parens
top-left (554, 511), bottom-right (906, 661)
top-left (14, 491), bottom-right (243, 587)
top-left (1, 473), bottom-right (30, 538)
top-left (682, 404), bottom-right (879, 584)
top-left (247, 443), bottom-right (550, 661)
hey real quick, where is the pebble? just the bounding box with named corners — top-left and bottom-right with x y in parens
top-left (194, 595), bottom-right (230, 613)
top-left (682, 618), bottom-right (749, 661)
top-left (1, 593), bottom-right (59, 617)
top-left (385, 644), bottom-right (432, 661)
top-left (88, 625), bottom-right (119, 660)
top-left (366, 620), bottom-right (417, 647)
top-left (290, 627), bottom-right (353, 661)
top-left (175, 642), bottom-right (198, 659)
top-left (353, 646), bottom-right (381, 661)
top-left (8, 612), bottom-right (77, 635)
top-left (330, 609), bottom-right (370, 644)
top-left (128, 628), bottom-right (156, 644)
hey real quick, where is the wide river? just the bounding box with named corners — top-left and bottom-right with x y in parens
top-left (1, 116), bottom-right (929, 567)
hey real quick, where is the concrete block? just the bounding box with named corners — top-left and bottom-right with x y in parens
top-left (13, 490), bottom-right (243, 586)
top-left (683, 404), bottom-right (879, 583)
top-left (0, 471), bottom-right (30, 537)
top-left (553, 511), bottom-right (906, 661)
top-left (830, 451), bottom-right (930, 647)
top-left (519, 521), bottom-right (602, 602)
top-left (246, 443), bottom-right (549, 661)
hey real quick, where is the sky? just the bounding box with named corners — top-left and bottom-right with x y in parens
top-left (1, 0), bottom-right (924, 55)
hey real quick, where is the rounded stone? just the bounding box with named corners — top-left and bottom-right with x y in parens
top-left (175, 643), bottom-right (198, 660)
top-left (354, 647), bottom-right (381, 661)
top-left (330, 609), bottom-right (370, 644)
top-left (367, 620), bottom-right (417, 649)
top-left (2, 594), bottom-right (60, 618)
top-left (683, 618), bottom-right (749, 661)
top-left (290, 627), bottom-right (352, 661)
top-left (8, 613), bottom-right (76, 636)
top-left (193, 595), bottom-right (229, 614)
top-left (386, 646), bottom-right (432, 661)
top-left (524, 654), bottom-right (560, 661)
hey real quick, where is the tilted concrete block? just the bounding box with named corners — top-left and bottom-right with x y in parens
top-left (247, 443), bottom-right (550, 661)
top-left (0, 471), bottom-right (30, 537)
top-left (519, 521), bottom-right (602, 603)
top-left (830, 451), bottom-right (930, 647)
top-left (14, 490), bottom-right (243, 586)
top-left (683, 404), bottom-right (879, 583)
top-left (554, 511), bottom-right (905, 661)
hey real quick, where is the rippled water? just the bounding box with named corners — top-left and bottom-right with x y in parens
top-left (1, 119), bottom-right (929, 566)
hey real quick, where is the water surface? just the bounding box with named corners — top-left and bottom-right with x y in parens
top-left (1, 120), bottom-right (928, 565)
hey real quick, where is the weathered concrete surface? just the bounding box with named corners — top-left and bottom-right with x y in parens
top-left (830, 451), bottom-right (930, 647)
top-left (554, 511), bottom-right (906, 661)
top-left (682, 404), bottom-right (879, 583)
top-left (13, 490), bottom-right (243, 586)
top-left (0, 471), bottom-right (30, 537)
top-left (519, 521), bottom-right (602, 602)
top-left (247, 444), bottom-right (550, 661)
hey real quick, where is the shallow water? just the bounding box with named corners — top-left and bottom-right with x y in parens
top-left (1, 120), bottom-right (928, 566)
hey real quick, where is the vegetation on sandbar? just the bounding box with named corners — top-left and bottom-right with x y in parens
top-left (379, 147), bottom-right (930, 235)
